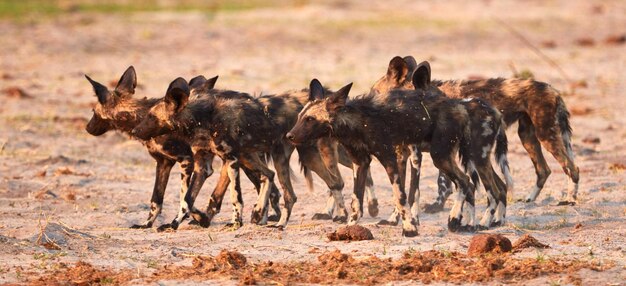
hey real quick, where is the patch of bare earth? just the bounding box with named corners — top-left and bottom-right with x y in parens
top-left (29, 250), bottom-right (612, 285)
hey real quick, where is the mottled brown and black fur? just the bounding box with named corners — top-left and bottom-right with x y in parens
top-left (85, 68), bottom-right (280, 231)
top-left (183, 83), bottom-right (376, 226)
top-left (132, 77), bottom-right (357, 229)
top-left (372, 56), bottom-right (579, 207)
top-left (372, 58), bottom-right (513, 228)
top-left (198, 85), bottom-right (353, 225)
top-left (133, 78), bottom-right (281, 228)
top-left (287, 74), bottom-right (480, 234)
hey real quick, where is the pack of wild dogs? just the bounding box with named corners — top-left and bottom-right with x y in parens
top-left (84, 56), bottom-right (579, 237)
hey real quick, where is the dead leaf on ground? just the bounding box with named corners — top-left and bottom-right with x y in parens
top-left (54, 167), bottom-right (91, 177)
top-left (582, 136), bottom-right (600, 144)
top-left (541, 40), bottom-right (557, 48)
top-left (34, 189), bottom-right (58, 200)
top-left (609, 163), bottom-right (626, 172)
top-left (604, 34), bottom-right (626, 45)
top-left (2, 87), bottom-right (33, 99)
top-left (62, 190), bottom-right (77, 201)
top-left (575, 37), bottom-right (595, 47)
top-left (569, 80), bottom-right (588, 89)
top-left (570, 106), bottom-right (593, 116)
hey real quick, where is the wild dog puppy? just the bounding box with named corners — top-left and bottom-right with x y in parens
top-left (374, 58), bottom-right (512, 229)
top-left (287, 75), bottom-right (479, 235)
top-left (84, 68), bottom-right (280, 231)
top-left (372, 56), bottom-right (579, 207)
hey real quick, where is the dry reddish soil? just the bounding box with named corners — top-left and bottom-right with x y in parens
top-left (1, 0), bottom-right (625, 285)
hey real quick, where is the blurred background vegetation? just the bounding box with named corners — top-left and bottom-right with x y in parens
top-left (0, 0), bottom-right (310, 18)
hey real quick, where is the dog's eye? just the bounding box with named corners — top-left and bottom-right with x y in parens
top-left (306, 116), bottom-right (314, 122)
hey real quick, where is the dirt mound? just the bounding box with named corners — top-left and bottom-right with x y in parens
top-left (30, 261), bottom-right (134, 286)
top-left (318, 250), bottom-right (353, 266)
top-left (327, 225), bottom-right (374, 241)
top-left (513, 234), bottom-right (550, 251)
top-left (155, 250), bottom-right (248, 281)
top-left (214, 250), bottom-right (247, 269)
top-left (468, 234), bottom-right (513, 256)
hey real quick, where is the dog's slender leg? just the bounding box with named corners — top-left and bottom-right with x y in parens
top-left (157, 150), bottom-right (209, 232)
top-left (271, 146), bottom-right (297, 229)
top-left (243, 154), bottom-right (275, 226)
top-left (242, 165), bottom-right (281, 222)
top-left (344, 147), bottom-right (371, 226)
top-left (337, 144), bottom-right (378, 217)
top-left (364, 171), bottom-right (378, 217)
top-left (518, 115), bottom-right (551, 202)
top-left (131, 156), bottom-right (174, 229)
top-left (377, 150), bottom-right (418, 237)
top-left (224, 158), bottom-right (244, 228)
top-left (423, 173), bottom-right (453, 213)
top-left (408, 148), bottom-right (422, 225)
top-left (300, 143), bottom-right (347, 223)
top-left (206, 161), bottom-right (230, 225)
top-left (536, 134), bottom-right (580, 205)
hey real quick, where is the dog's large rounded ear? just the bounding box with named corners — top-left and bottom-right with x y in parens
top-left (164, 77), bottom-right (190, 113)
top-left (327, 82), bottom-right (352, 111)
top-left (115, 66), bottom-right (137, 98)
top-left (412, 61), bottom-right (431, 90)
top-left (189, 75), bottom-right (207, 91)
top-left (403, 56), bottom-right (418, 80)
top-left (387, 56), bottom-right (409, 84)
top-left (309, 79), bottom-right (325, 101)
top-left (205, 75), bottom-right (218, 90)
top-left (85, 75), bottom-right (110, 104)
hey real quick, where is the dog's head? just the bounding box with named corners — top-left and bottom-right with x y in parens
top-left (132, 77), bottom-right (190, 140)
top-left (84, 66), bottom-right (137, 135)
top-left (286, 79), bottom-right (352, 144)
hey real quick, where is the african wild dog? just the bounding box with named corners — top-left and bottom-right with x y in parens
top-left (131, 77), bottom-right (354, 230)
top-left (287, 73), bottom-right (484, 235)
top-left (372, 56), bottom-right (579, 208)
top-left (186, 78), bottom-right (353, 225)
top-left (373, 57), bottom-right (512, 229)
top-left (84, 67), bottom-right (281, 231)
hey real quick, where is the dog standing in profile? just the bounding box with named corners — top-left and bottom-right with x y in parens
top-left (372, 58), bottom-right (512, 228)
top-left (372, 56), bottom-right (579, 210)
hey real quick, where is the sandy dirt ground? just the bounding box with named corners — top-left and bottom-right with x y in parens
top-left (0, 0), bottom-right (625, 284)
